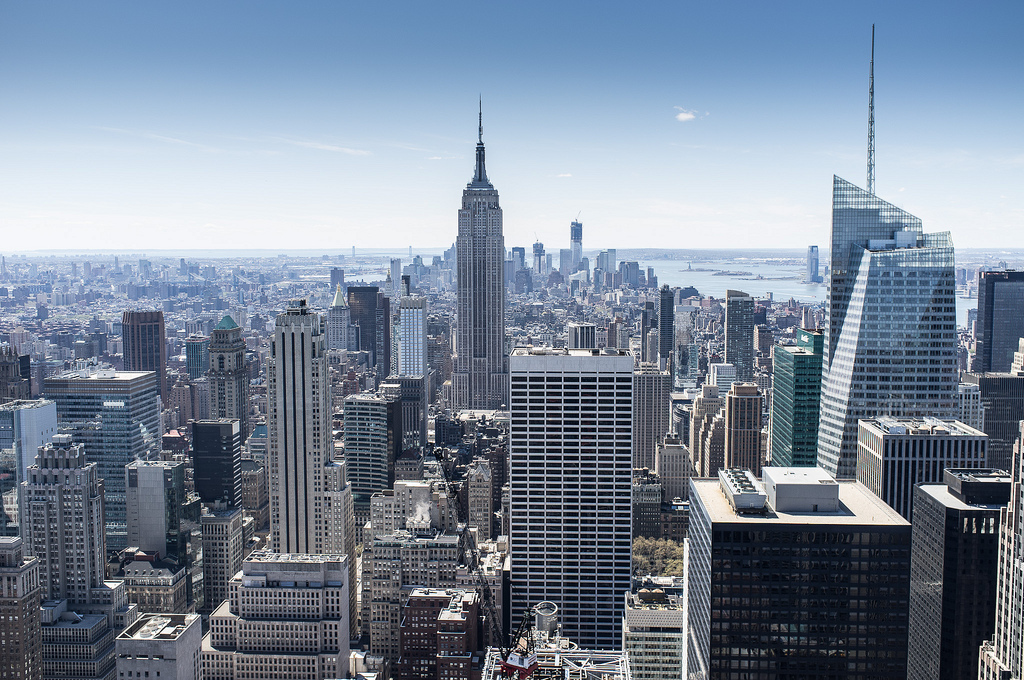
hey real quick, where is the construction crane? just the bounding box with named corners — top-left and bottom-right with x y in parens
top-left (499, 606), bottom-right (539, 679)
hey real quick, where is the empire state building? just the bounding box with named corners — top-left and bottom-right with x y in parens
top-left (453, 106), bottom-right (508, 409)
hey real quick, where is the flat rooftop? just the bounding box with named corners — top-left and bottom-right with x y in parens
top-left (860, 417), bottom-right (986, 437)
top-left (119, 613), bottom-right (199, 641)
top-left (691, 478), bottom-right (908, 526)
top-left (511, 346), bottom-right (631, 358)
top-left (916, 483), bottom-right (1010, 511)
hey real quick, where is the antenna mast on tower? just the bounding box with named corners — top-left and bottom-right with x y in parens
top-left (867, 24), bottom-right (875, 195)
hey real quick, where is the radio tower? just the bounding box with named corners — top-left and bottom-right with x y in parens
top-left (867, 24), bottom-right (875, 194)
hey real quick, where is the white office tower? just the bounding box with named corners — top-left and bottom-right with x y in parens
top-left (818, 177), bottom-right (957, 478)
top-left (116, 613), bottom-right (202, 680)
top-left (453, 108), bottom-right (508, 410)
top-left (633, 362), bottom-right (671, 470)
top-left (509, 347), bottom-right (633, 649)
top-left (268, 300), bottom-right (331, 554)
top-left (567, 322), bottom-right (598, 350)
top-left (980, 422), bottom-right (1024, 679)
top-left (398, 295), bottom-right (428, 376)
top-left (202, 551), bottom-right (350, 680)
top-left (327, 284), bottom-right (355, 351)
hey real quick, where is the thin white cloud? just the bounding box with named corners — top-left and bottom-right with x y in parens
top-left (273, 137), bottom-right (370, 155)
top-left (557, 173), bottom-right (572, 178)
top-left (96, 127), bottom-right (224, 152)
top-left (427, 155), bottom-right (459, 160)
top-left (673, 106), bottom-right (702, 123)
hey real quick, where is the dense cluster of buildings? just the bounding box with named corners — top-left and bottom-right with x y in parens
top-left (0, 100), bottom-right (1023, 680)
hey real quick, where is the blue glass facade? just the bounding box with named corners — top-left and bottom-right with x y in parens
top-left (818, 177), bottom-right (957, 478)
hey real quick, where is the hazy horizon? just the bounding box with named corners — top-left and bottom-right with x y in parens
top-left (1, 2), bottom-right (1021, 252)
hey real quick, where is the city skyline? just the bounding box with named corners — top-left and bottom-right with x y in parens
top-left (1, 2), bottom-right (1021, 252)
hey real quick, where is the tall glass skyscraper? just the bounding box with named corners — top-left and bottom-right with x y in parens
top-left (818, 177), bottom-right (957, 478)
top-left (770, 328), bottom-right (823, 467)
top-left (453, 108), bottom-right (508, 409)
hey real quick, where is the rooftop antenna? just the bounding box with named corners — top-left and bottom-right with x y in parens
top-left (867, 24), bottom-right (875, 195)
top-left (575, 211), bottom-right (581, 222)
top-left (478, 95), bottom-right (483, 144)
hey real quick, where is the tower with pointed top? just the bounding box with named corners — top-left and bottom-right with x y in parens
top-left (453, 104), bottom-right (508, 409)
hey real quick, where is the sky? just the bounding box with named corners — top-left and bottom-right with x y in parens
top-left (1, 1), bottom-right (1022, 253)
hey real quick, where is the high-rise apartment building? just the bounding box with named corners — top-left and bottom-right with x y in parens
top-left (770, 328), bottom-right (823, 467)
top-left (975, 270), bottom-right (1024, 373)
top-left (343, 392), bottom-right (401, 541)
top-left (723, 383), bottom-right (762, 474)
top-left (364, 530), bottom-right (461, 663)
top-left (655, 437), bottom-right (692, 502)
top-left (191, 419), bottom-right (242, 508)
top-left (126, 460), bottom-right (186, 562)
top-left (453, 110), bottom-right (508, 410)
top-left (44, 367), bottom-right (161, 550)
top-left (0, 536), bottom-right (42, 680)
top-left (689, 385), bottom-right (723, 478)
top-left (184, 335), bottom-right (210, 380)
top-left (21, 436), bottom-right (139, 679)
top-left (957, 381), bottom-right (985, 430)
top-left (623, 581), bottom-right (686, 680)
top-left (856, 417), bottom-right (988, 520)
top-left (633, 362), bottom-right (671, 469)
top-left (327, 284), bottom-right (355, 351)
top-left (122, 309), bottom-right (168, 401)
top-left (509, 347), bottom-right (633, 649)
top-left (724, 290), bottom-right (754, 382)
top-left (708, 362), bottom-right (736, 396)
top-left (818, 177), bottom-right (957, 478)
top-left (324, 460), bottom-right (357, 634)
top-left (908, 468), bottom-right (1010, 680)
top-left (200, 508), bottom-right (244, 614)
top-left (398, 295), bottom-right (428, 376)
top-left (202, 551), bottom-right (350, 680)
top-left (208, 315), bottom-right (249, 442)
top-left (396, 588), bottom-right (481, 680)
top-left (267, 300), bottom-right (331, 554)
top-left (688, 467), bottom-right (911, 679)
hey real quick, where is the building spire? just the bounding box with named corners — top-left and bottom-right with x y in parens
top-left (867, 24), bottom-right (875, 195)
top-left (470, 98), bottom-right (491, 188)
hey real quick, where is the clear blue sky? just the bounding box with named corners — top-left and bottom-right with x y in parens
top-left (1, 1), bottom-right (1021, 252)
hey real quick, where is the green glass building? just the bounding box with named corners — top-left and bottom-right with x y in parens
top-left (770, 328), bottom-right (823, 467)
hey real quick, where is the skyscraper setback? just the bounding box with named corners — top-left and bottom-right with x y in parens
top-left (453, 107), bottom-right (508, 410)
top-left (817, 178), bottom-right (957, 478)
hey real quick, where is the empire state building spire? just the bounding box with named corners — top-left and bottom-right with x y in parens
top-left (470, 97), bottom-right (492, 188)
